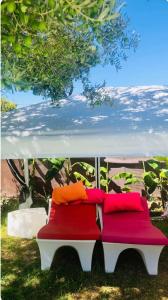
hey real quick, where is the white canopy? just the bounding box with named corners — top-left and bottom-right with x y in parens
top-left (1, 86), bottom-right (168, 159)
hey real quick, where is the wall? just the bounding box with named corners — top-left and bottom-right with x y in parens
top-left (1, 157), bottom-right (148, 198)
top-left (0, 160), bottom-right (22, 198)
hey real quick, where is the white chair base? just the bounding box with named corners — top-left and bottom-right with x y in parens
top-left (102, 242), bottom-right (164, 275)
top-left (36, 239), bottom-right (96, 271)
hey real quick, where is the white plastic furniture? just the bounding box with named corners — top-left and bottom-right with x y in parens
top-left (7, 208), bottom-right (47, 239)
top-left (98, 203), bottom-right (167, 275)
top-left (36, 239), bottom-right (96, 271)
top-left (37, 199), bottom-right (96, 271)
top-left (103, 242), bottom-right (164, 275)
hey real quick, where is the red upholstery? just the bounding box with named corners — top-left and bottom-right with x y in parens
top-left (37, 202), bottom-right (100, 240)
top-left (102, 197), bottom-right (168, 245)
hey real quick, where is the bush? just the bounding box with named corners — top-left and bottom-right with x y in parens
top-left (1, 98), bottom-right (17, 112)
top-left (0, 197), bottom-right (19, 214)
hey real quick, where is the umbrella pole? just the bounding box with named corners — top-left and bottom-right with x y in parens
top-left (95, 157), bottom-right (101, 188)
top-left (98, 157), bottom-right (100, 189)
top-left (19, 159), bottom-right (33, 209)
top-left (95, 157), bottom-right (98, 188)
top-left (23, 159), bottom-right (29, 186)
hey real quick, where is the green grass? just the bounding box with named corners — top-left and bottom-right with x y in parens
top-left (1, 208), bottom-right (168, 300)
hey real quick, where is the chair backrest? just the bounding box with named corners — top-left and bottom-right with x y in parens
top-left (100, 196), bottom-right (150, 230)
top-left (48, 200), bottom-right (97, 226)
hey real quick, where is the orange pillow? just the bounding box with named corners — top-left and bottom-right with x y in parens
top-left (52, 181), bottom-right (88, 205)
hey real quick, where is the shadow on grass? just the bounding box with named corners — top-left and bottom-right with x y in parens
top-left (1, 218), bottom-right (168, 300)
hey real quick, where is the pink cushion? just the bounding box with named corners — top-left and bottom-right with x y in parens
top-left (37, 202), bottom-right (100, 240)
top-left (104, 192), bottom-right (144, 213)
top-left (103, 197), bottom-right (150, 223)
top-left (84, 188), bottom-right (105, 204)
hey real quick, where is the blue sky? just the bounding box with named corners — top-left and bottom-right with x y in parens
top-left (86, 0), bottom-right (168, 89)
top-left (5, 0), bottom-right (168, 107)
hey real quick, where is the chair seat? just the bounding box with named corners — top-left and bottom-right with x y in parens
top-left (38, 222), bottom-right (100, 240)
top-left (37, 203), bottom-right (100, 240)
top-left (102, 197), bottom-right (168, 245)
top-left (102, 221), bottom-right (168, 245)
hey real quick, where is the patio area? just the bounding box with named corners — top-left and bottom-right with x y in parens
top-left (1, 1), bottom-right (168, 299)
top-left (1, 203), bottom-right (168, 300)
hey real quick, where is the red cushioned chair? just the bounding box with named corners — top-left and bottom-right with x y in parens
top-left (98, 197), bottom-right (168, 275)
top-left (36, 200), bottom-right (100, 271)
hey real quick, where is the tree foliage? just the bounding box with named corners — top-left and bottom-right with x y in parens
top-left (1, 0), bottom-right (120, 49)
top-left (1, 98), bottom-right (17, 112)
top-left (2, 27), bottom-right (100, 99)
top-left (1, 0), bottom-right (138, 101)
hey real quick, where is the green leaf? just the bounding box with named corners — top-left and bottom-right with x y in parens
top-left (48, 0), bottom-right (55, 8)
top-left (45, 158), bottom-right (65, 180)
top-left (100, 167), bottom-right (107, 173)
top-left (45, 168), bottom-right (57, 181)
top-left (100, 179), bottom-right (107, 187)
top-left (125, 178), bottom-right (139, 185)
top-left (49, 158), bottom-right (65, 168)
top-left (113, 173), bottom-right (122, 180)
top-left (143, 171), bottom-right (157, 194)
top-left (1, 16), bottom-right (9, 25)
top-left (84, 1), bottom-right (97, 9)
top-left (21, 4), bottom-right (28, 13)
top-left (8, 35), bottom-right (15, 44)
top-left (154, 156), bottom-right (168, 164)
top-left (160, 169), bottom-right (168, 179)
top-left (80, 0), bottom-right (93, 7)
top-left (147, 160), bottom-right (159, 170)
top-left (14, 44), bottom-right (21, 53)
top-left (24, 36), bottom-right (32, 47)
top-left (105, 12), bottom-right (119, 21)
top-left (79, 162), bottom-right (95, 174)
top-left (25, 0), bottom-right (31, 4)
top-left (1, 3), bottom-right (8, 11)
top-left (99, 7), bottom-right (110, 20)
top-left (20, 13), bottom-right (29, 24)
top-left (113, 172), bottom-right (133, 180)
top-left (7, 2), bottom-right (16, 13)
top-left (148, 185), bottom-right (157, 195)
top-left (73, 172), bottom-right (92, 187)
top-left (143, 171), bottom-right (156, 179)
top-left (24, 15), bottom-right (29, 24)
top-left (38, 22), bottom-right (47, 31)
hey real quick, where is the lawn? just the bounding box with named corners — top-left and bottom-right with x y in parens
top-left (1, 206), bottom-right (168, 300)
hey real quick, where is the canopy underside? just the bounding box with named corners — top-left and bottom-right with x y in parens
top-left (2, 86), bottom-right (168, 159)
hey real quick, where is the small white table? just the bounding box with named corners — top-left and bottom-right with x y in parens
top-left (7, 208), bottom-right (47, 239)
